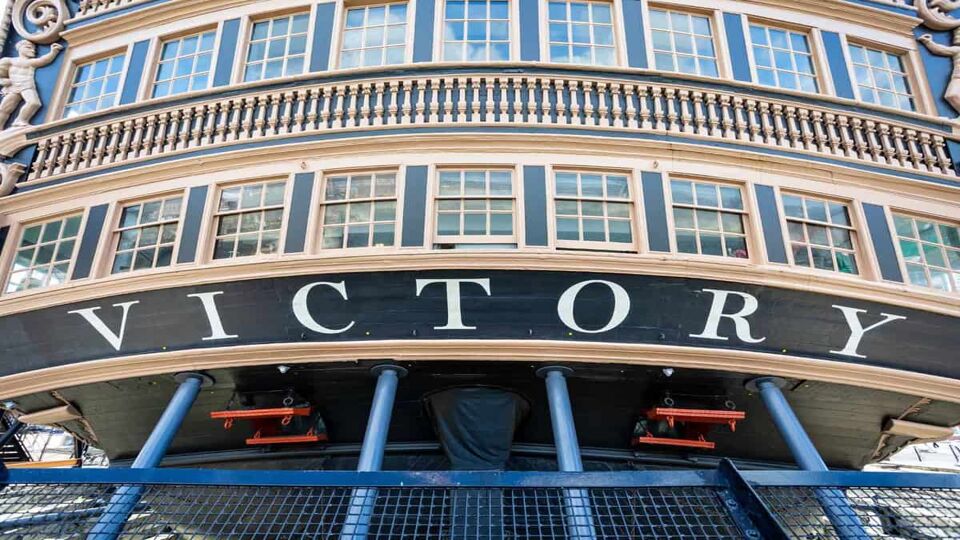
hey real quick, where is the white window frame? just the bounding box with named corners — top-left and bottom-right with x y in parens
top-left (148, 28), bottom-right (219, 100)
top-left (745, 21), bottom-right (824, 95)
top-left (645, 5), bottom-right (721, 78)
top-left (208, 178), bottom-right (289, 262)
top-left (540, 0), bottom-right (622, 67)
top-left (549, 168), bottom-right (638, 252)
top-left (61, 50), bottom-right (129, 119)
top-left (236, 9), bottom-right (316, 84)
top-left (888, 211), bottom-right (960, 294)
top-left (109, 193), bottom-right (186, 275)
top-left (437, 0), bottom-right (516, 62)
top-left (337, 1), bottom-right (413, 69)
top-left (779, 191), bottom-right (862, 276)
top-left (665, 178), bottom-right (752, 260)
top-left (842, 37), bottom-right (920, 113)
top-left (318, 169), bottom-right (401, 251)
top-left (432, 167), bottom-right (519, 246)
top-left (3, 212), bottom-right (85, 295)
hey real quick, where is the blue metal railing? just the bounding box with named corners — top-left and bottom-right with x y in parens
top-left (0, 462), bottom-right (957, 539)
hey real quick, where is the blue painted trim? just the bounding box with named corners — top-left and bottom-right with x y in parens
top-left (753, 184), bottom-right (788, 264)
top-left (519, 0), bottom-right (541, 62)
top-left (4, 467), bottom-right (957, 490)
top-left (29, 65), bottom-right (951, 136)
top-left (821, 32), bottom-right (855, 101)
top-left (843, 0), bottom-right (916, 17)
top-left (723, 13), bottom-right (751, 83)
top-left (621, 0), bottom-right (647, 69)
top-left (119, 41), bottom-right (149, 105)
top-left (284, 172), bottom-right (316, 254)
top-left (176, 186), bottom-right (208, 264)
top-left (72, 204), bottom-right (108, 280)
top-left (640, 171), bottom-right (670, 252)
top-left (310, 3), bottom-right (337, 72)
top-left (213, 19), bottom-right (241, 87)
top-left (862, 203), bottom-right (904, 283)
top-left (412, 0), bottom-right (436, 62)
top-left (401, 165), bottom-right (428, 246)
top-left (66, 0), bottom-right (170, 29)
top-left (19, 127), bottom-right (960, 196)
top-left (522, 165), bottom-right (548, 246)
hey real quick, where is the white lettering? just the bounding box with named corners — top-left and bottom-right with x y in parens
top-left (830, 305), bottom-right (906, 358)
top-left (186, 291), bottom-right (238, 341)
top-left (557, 280), bottom-right (630, 334)
top-left (415, 278), bottom-right (491, 330)
top-left (68, 301), bottom-right (140, 351)
top-left (689, 289), bottom-right (765, 343)
top-left (292, 281), bottom-right (355, 334)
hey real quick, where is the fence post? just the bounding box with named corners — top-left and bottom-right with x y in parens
top-left (87, 372), bottom-right (212, 540)
top-left (339, 364), bottom-right (407, 540)
top-left (747, 377), bottom-right (869, 539)
top-left (538, 366), bottom-right (597, 540)
top-left (715, 459), bottom-right (789, 540)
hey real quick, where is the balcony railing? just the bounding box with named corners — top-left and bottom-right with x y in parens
top-left (22, 70), bottom-right (956, 190)
top-left (0, 460), bottom-right (958, 538)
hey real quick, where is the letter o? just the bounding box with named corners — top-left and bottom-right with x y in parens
top-left (557, 280), bottom-right (630, 334)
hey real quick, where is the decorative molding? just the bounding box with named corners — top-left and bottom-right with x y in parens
top-left (2, 340), bottom-right (958, 403)
top-left (917, 0), bottom-right (960, 118)
top-left (0, 160), bottom-right (26, 196)
top-left (11, 0), bottom-right (67, 45)
top-left (17, 72), bottom-right (957, 194)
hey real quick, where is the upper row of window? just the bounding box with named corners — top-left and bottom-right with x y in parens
top-left (62, 2), bottom-right (920, 119)
top-left (5, 170), bottom-right (959, 296)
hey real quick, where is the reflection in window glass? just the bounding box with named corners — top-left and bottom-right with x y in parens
top-left (554, 171), bottom-right (632, 247)
top-left (649, 9), bottom-right (717, 77)
top-left (435, 170), bottom-right (515, 240)
top-left (340, 3), bottom-right (408, 68)
top-left (5, 214), bottom-right (82, 293)
top-left (782, 193), bottom-right (858, 274)
top-left (321, 172), bottom-right (398, 248)
top-left (112, 196), bottom-right (183, 273)
top-left (64, 53), bottom-right (125, 118)
top-left (213, 181), bottom-right (286, 259)
top-left (892, 214), bottom-right (960, 293)
top-left (670, 180), bottom-right (748, 258)
top-left (244, 13), bottom-right (310, 82)
top-left (153, 30), bottom-right (217, 98)
top-left (749, 24), bottom-right (817, 93)
top-left (848, 44), bottom-right (914, 111)
top-left (443, 0), bottom-right (510, 61)
top-left (547, 0), bottom-right (615, 66)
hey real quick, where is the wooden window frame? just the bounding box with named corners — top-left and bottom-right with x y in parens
top-left (317, 169), bottom-right (401, 251)
top-left (550, 168), bottom-right (638, 252)
top-left (432, 167), bottom-right (519, 246)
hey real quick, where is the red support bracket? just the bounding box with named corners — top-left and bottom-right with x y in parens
top-left (632, 435), bottom-right (716, 450)
top-left (210, 407), bottom-right (311, 430)
top-left (646, 407), bottom-right (746, 432)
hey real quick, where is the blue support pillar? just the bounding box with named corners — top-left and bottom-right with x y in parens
top-left (537, 366), bottom-right (596, 540)
top-left (340, 365), bottom-right (407, 540)
top-left (748, 377), bottom-right (868, 540)
top-left (87, 372), bottom-right (212, 540)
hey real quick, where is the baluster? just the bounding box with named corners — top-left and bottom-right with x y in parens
top-left (797, 109), bottom-right (814, 151)
top-left (665, 88), bottom-right (679, 132)
top-left (623, 84), bottom-right (637, 129)
top-left (189, 104), bottom-right (205, 146)
top-left (810, 111), bottom-right (827, 153)
top-left (757, 102), bottom-right (773, 144)
top-left (47, 136), bottom-right (65, 177)
top-left (745, 100), bottom-right (760, 142)
top-left (329, 86), bottom-right (344, 128)
top-left (933, 135), bottom-right (953, 175)
top-left (305, 88), bottom-right (320, 130)
top-left (54, 135), bottom-right (71, 176)
top-left (691, 93), bottom-right (706, 136)
top-left (891, 127), bottom-right (909, 167)
top-left (582, 81), bottom-right (595, 126)
top-left (291, 90), bottom-right (307, 133)
top-left (253, 96), bottom-right (269, 138)
top-left (850, 118), bottom-right (868, 161)
top-left (677, 90), bottom-right (692, 134)
top-left (554, 79), bottom-right (567, 125)
top-left (905, 129), bottom-right (924, 171)
top-left (782, 106), bottom-right (800, 148)
top-left (163, 110), bottom-right (179, 153)
top-left (77, 128), bottom-right (96, 169)
top-left (823, 113), bottom-right (841, 155)
top-left (319, 87), bottom-right (333, 129)
top-left (131, 117), bottom-right (147, 158)
top-left (208, 102), bottom-right (224, 143)
top-left (770, 104), bottom-right (787, 147)
top-left (30, 140), bottom-right (48, 180)
top-left (837, 116), bottom-right (855, 158)
top-left (569, 80), bottom-right (582, 125)
top-left (731, 97), bottom-right (747, 140)
top-left (651, 87), bottom-right (666, 131)
top-left (105, 123), bottom-right (122, 164)
top-left (598, 82), bottom-right (611, 126)
top-left (879, 124), bottom-right (897, 166)
top-left (41, 137), bottom-right (58, 177)
top-left (67, 131), bottom-right (84, 172)
top-left (864, 120), bottom-right (883, 163)
top-left (919, 132), bottom-right (938, 172)
top-left (399, 81), bottom-right (412, 124)
top-left (720, 94), bottom-right (735, 138)
top-left (176, 108), bottom-right (192, 150)
top-left (117, 120), bottom-right (135, 162)
top-left (637, 86), bottom-right (651, 129)
top-left (705, 93), bottom-right (719, 136)
top-left (345, 85), bottom-right (358, 127)
top-left (610, 83), bottom-right (623, 128)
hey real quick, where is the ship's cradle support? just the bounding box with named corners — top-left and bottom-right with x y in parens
top-left (52, 365), bottom-right (879, 540)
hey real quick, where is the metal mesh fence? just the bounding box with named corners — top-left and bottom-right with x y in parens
top-left (759, 485), bottom-right (960, 539)
top-left (0, 483), bottom-right (744, 539)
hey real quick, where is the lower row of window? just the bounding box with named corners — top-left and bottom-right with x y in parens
top-left (5, 169), bottom-right (959, 295)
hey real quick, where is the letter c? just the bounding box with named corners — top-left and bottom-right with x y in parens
top-left (292, 281), bottom-right (355, 334)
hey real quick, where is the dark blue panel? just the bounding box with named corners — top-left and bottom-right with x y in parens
top-left (640, 172), bottom-right (669, 252)
top-left (519, 0), bottom-right (540, 61)
top-left (284, 173), bottom-right (316, 253)
top-left (948, 139), bottom-right (960, 176)
top-left (71, 204), bottom-right (108, 280)
top-left (821, 32), bottom-right (854, 100)
top-left (119, 40), bottom-right (149, 105)
top-left (401, 165), bottom-right (428, 246)
top-left (213, 19), bottom-right (241, 87)
top-left (753, 184), bottom-right (788, 264)
top-left (310, 3), bottom-right (336, 72)
top-left (916, 27), bottom-right (958, 118)
top-left (522, 166), bottom-right (547, 246)
top-left (0, 227), bottom-right (9, 263)
top-left (413, 0), bottom-right (436, 62)
top-left (622, 0), bottom-right (647, 69)
top-left (862, 203), bottom-right (904, 283)
top-left (176, 186), bottom-right (209, 264)
top-left (723, 13), bottom-right (751, 83)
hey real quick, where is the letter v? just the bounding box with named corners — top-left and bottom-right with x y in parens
top-left (68, 301), bottom-right (140, 351)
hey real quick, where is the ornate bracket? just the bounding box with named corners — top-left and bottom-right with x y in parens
top-left (11, 0), bottom-right (67, 45)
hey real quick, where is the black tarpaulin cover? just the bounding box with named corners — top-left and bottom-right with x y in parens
top-left (425, 387), bottom-right (530, 470)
